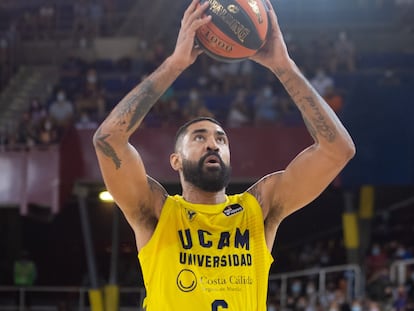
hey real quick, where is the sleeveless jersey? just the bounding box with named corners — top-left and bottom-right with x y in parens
top-left (138, 192), bottom-right (273, 311)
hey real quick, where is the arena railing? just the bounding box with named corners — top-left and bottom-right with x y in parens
top-left (268, 264), bottom-right (362, 308)
top-left (390, 258), bottom-right (414, 286)
top-left (0, 286), bottom-right (146, 311)
top-left (1, 265), bottom-right (361, 310)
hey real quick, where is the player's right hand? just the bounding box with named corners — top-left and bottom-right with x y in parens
top-left (170, 0), bottom-right (211, 71)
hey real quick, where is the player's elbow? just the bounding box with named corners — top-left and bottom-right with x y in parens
top-left (338, 138), bottom-right (356, 164)
top-left (92, 126), bottom-right (102, 148)
top-left (344, 137), bottom-right (356, 160)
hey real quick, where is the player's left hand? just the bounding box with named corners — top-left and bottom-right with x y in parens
top-left (250, 0), bottom-right (291, 71)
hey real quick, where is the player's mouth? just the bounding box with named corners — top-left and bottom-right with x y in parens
top-left (204, 155), bottom-right (221, 168)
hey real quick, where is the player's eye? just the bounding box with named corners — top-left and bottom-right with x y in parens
top-left (217, 136), bottom-right (226, 144)
top-left (195, 135), bottom-right (205, 142)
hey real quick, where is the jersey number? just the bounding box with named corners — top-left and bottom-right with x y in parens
top-left (212, 300), bottom-right (228, 311)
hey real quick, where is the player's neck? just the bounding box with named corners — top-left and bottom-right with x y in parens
top-left (182, 185), bottom-right (226, 205)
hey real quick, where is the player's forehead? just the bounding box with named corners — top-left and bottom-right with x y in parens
top-left (186, 120), bottom-right (226, 136)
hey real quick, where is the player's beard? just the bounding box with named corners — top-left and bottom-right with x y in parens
top-left (182, 152), bottom-right (231, 192)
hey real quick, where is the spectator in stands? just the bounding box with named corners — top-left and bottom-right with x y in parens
top-left (49, 88), bottom-right (75, 129)
top-left (89, 0), bottom-right (104, 37)
top-left (37, 113), bottom-right (60, 145)
top-left (222, 59), bottom-right (255, 94)
top-left (37, 2), bottom-right (56, 39)
top-left (366, 267), bottom-right (393, 305)
top-left (13, 250), bottom-right (37, 310)
top-left (182, 88), bottom-right (214, 121)
top-left (253, 84), bottom-right (280, 126)
top-left (323, 85), bottom-right (344, 115)
top-left (75, 111), bottom-right (98, 129)
top-left (393, 285), bottom-right (408, 311)
top-left (158, 88), bottom-right (184, 127)
top-left (404, 269), bottom-right (414, 302)
top-left (16, 111), bottom-right (37, 148)
top-left (226, 89), bottom-right (252, 127)
top-left (28, 97), bottom-right (47, 125)
top-left (310, 68), bottom-right (335, 97)
top-left (73, 0), bottom-right (91, 48)
top-left (75, 68), bottom-right (106, 121)
top-left (377, 69), bottom-right (402, 87)
top-left (350, 298), bottom-right (363, 311)
top-left (14, 250), bottom-right (37, 286)
top-left (330, 31), bottom-right (356, 73)
top-left (304, 279), bottom-right (318, 306)
top-left (393, 242), bottom-right (414, 260)
top-left (366, 243), bottom-right (389, 279)
top-left (203, 57), bottom-right (225, 93)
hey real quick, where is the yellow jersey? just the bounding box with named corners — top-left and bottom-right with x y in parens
top-left (138, 192), bottom-right (273, 311)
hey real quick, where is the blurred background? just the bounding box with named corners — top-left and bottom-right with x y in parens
top-left (0, 0), bottom-right (413, 310)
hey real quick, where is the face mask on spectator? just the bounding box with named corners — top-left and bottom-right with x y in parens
top-left (189, 90), bottom-right (199, 101)
top-left (291, 282), bottom-right (301, 294)
top-left (44, 121), bottom-right (52, 131)
top-left (87, 74), bottom-right (97, 83)
top-left (57, 92), bottom-right (66, 101)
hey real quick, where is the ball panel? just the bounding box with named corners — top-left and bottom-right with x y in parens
top-left (204, 0), bottom-right (264, 50)
top-left (196, 22), bottom-right (257, 60)
top-left (241, 0), bottom-right (269, 42)
top-left (196, 0), bottom-right (269, 62)
top-left (195, 37), bottom-right (248, 62)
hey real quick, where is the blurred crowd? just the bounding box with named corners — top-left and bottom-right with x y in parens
top-left (0, 0), bottom-right (414, 309)
top-left (266, 210), bottom-right (414, 311)
top-left (0, 26), bottom-right (359, 150)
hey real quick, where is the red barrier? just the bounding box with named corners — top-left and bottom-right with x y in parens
top-left (0, 125), bottom-right (312, 211)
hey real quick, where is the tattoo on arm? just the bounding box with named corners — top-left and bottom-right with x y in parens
top-left (305, 96), bottom-right (336, 142)
top-left (278, 69), bottom-right (337, 143)
top-left (114, 79), bottom-right (160, 132)
top-left (95, 128), bottom-right (122, 169)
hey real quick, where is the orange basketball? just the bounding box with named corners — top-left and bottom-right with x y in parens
top-left (195, 0), bottom-right (269, 62)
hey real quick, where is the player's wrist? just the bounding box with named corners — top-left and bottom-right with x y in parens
top-left (270, 57), bottom-right (295, 76)
top-left (165, 55), bottom-right (189, 75)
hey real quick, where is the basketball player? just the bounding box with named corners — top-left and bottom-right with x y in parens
top-left (93, 0), bottom-right (355, 309)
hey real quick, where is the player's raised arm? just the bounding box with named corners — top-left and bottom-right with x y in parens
top-left (92, 0), bottom-right (211, 249)
top-left (249, 0), bottom-right (355, 245)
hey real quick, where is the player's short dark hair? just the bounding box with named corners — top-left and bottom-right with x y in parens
top-left (174, 117), bottom-right (223, 151)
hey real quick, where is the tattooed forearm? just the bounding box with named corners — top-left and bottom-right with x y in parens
top-left (305, 96), bottom-right (336, 142)
top-left (128, 80), bottom-right (159, 131)
top-left (278, 68), bottom-right (337, 143)
top-left (95, 128), bottom-right (122, 169)
top-left (113, 79), bottom-right (160, 132)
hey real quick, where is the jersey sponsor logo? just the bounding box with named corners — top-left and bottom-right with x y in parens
top-left (185, 208), bottom-right (197, 221)
top-left (176, 269), bottom-right (254, 293)
top-left (176, 269), bottom-right (197, 292)
top-left (223, 204), bottom-right (243, 216)
top-left (177, 228), bottom-right (252, 268)
top-left (179, 252), bottom-right (252, 267)
top-left (178, 228), bottom-right (250, 250)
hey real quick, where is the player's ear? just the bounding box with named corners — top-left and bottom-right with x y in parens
top-left (170, 152), bottom-right (181, 171)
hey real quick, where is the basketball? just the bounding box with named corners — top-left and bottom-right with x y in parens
top-left (195, 0), bottom-right (269, 62)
